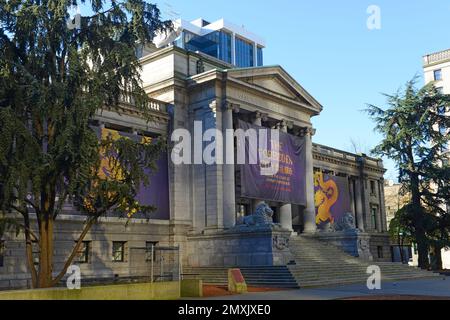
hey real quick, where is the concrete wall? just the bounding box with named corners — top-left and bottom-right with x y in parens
top-left (180, 279), bottom-right (203, 298)
top-left (311, 231), bottom-right (391, 262)
top-left (0, 281), bottom-right (180, 300)
top-left (0, 215), bottom-right (186, 290)
top-left (186, 228), bottom-right (292, 267)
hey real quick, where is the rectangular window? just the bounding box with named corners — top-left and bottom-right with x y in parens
top-left (377, 246), bottom-right (384, 259)
top-left (146, 241), bottom-right (158, 262)
top-left (434, 69), bottom-right (442, 81)
top-left (112, 241), bottom-right (126, 262)
top-left (0, 241), bottom-right (4, 267)
top-left (370, 181), bottom-right (376, 195)
top-left (235, 37), bottom-right (254, 68)
top-left (257, 46), bottom-right (264, 66)
top-left (183, 31), bottom-right (232, 64)
top-left (76, 241), bottom-right (91, 264)
top-left (371, 206), bottom-right (378, 229)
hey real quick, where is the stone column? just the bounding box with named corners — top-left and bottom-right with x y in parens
top-left (354, 178), bottom-right (365, 232)
top-left (349, 178), bottom-right (356, 215)
top-left (222, 101), bottom-right (239, 228)
top-left (251, 112), bottom-right (268, 213)
top-left (363, 178), bottom-right (372, 230)
top-left (279, 120), bottom-right (294, 231)
top-left (253, 111), bottom-right (266, 126)
top-left (280, 204), bottom-right (293, 231)
top-left (303, 127), bottom-right (317, 233)
top-left (378, 180), bottom-right (386, 232)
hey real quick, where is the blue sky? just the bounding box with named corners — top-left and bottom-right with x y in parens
top-left (153, 0), bottom-right (450, 181)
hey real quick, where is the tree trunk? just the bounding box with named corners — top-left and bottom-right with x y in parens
top-left (23, 213), bottom-right (38, 288)
top-left (37, 217), bottom-right (54, 288)
top-left (409, 169), bottom-right (429, 269)
top-left (51, 217), bottom-right (96, 286)
top-left (416, 230), bottom-right (430, 270)
top-left (434, 245), bottom-right (443, 271)
top-left (398, 234), bottom-right (404, 264)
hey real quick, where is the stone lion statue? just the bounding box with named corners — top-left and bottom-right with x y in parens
top-left (237, 202), bottom-right (274, 227)
top-left (333, 212), bottom-right (356, 232)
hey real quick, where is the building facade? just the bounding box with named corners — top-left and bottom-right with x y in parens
top-left (384, 181), bottom-right (413, 264)
top-left (423, 48), bottom-right (450, 94)
top-left (424, 48), bottom-right (450, 159)
top-left (0, 19), bottom-right (392, 289)
top-left (383, 48), bottom-right (450, 268)
top-left (417, 48), bottom-right (450, 268)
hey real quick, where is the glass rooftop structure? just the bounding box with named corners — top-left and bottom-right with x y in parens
top-left (154, 18), bottom-right (266, 68)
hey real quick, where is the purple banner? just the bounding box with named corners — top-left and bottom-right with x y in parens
top-left (99, 128), bottom-right (170, 220)
top-left (314, 172), bottom-right (351, 228)
top-left (238, 120), bottom-right (307, 205)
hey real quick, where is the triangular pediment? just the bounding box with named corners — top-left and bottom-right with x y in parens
top-left (226, 66), bottom-right (323, 114)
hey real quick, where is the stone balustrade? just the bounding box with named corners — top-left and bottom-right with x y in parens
top-left (312, 143), bottom-right (384, 169)
top-left (423, 49), bottom-right (450, 66)
top-left (119, 94), bottom-right (167, 114)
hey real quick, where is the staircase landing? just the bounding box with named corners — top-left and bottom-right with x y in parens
top-left (183, 235), bottom-right (441, 290)
top-left (288, 235), bottom-right (441, 288)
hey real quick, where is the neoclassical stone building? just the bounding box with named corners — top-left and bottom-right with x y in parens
top-left (0, 18), bottom-right (393, 289)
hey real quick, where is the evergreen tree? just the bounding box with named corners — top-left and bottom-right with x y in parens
top-left (366, 78), bottom-right (450, 269)
top-left (0, 0), bottom-right (171, 288)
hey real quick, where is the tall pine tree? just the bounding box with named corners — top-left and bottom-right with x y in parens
top-left (0, 0), bottom-right (171, 288)
top-left (366, 78), bottom-right (450, 269)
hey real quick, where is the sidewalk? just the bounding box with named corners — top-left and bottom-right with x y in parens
top-left (203, 277), bottom-right (450, 300)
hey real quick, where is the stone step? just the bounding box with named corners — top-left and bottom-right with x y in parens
top-left (288, 235), bottom-right (440, 288)
top-left (184, 267), bottom-right (299, 289)
top-left (289, 268), bottom-right (434, 275)
top-left (299, 274), bottom-right (441, 288)
top-left (288, 265), bottom-right (428, 271)
top-left (292, 272), bottom-right (440, 281)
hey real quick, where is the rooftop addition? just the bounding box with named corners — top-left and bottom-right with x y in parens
top-left (153, 18), bottom-right (265, 68)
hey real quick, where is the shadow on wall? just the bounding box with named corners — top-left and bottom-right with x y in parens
top-left (52, 218), bottom-right (115, 287)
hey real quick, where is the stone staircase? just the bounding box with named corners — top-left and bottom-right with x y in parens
top-left (183, 266), bottom-right (299, 289)
top-left (288, 236), bottom-right (442, 288)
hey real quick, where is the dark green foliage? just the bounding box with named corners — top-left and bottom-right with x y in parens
top-left (0, 0), bottom-right (171, 287)
top-left (366, 78), bottom-right (450, 269)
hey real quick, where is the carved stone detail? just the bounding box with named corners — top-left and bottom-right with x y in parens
top-left (222, 101), bottom-right (240, 113)
top-left (236, 202), bottom-right (275, 227)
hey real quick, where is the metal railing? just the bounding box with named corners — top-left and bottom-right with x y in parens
top-left (128, 245), bottom-right (180, 283)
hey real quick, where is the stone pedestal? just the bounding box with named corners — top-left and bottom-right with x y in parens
top-left (185, 227), bottom-right (293, 267)
top-left (305, 230), bottom-right (374, 261)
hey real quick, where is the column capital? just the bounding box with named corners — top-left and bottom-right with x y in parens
top-left (254, 111), bottom-right (269, 122)
top-left (298, 127), bottom-right (316, 137)
top-left (222, 100), bottom-right (240, 113)
top-left (306, 127), bottom-right (316, 136)
top-left (285, 120), bottom-right (294, 130)
top-left (275, 121), bottom-right (284, 130)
